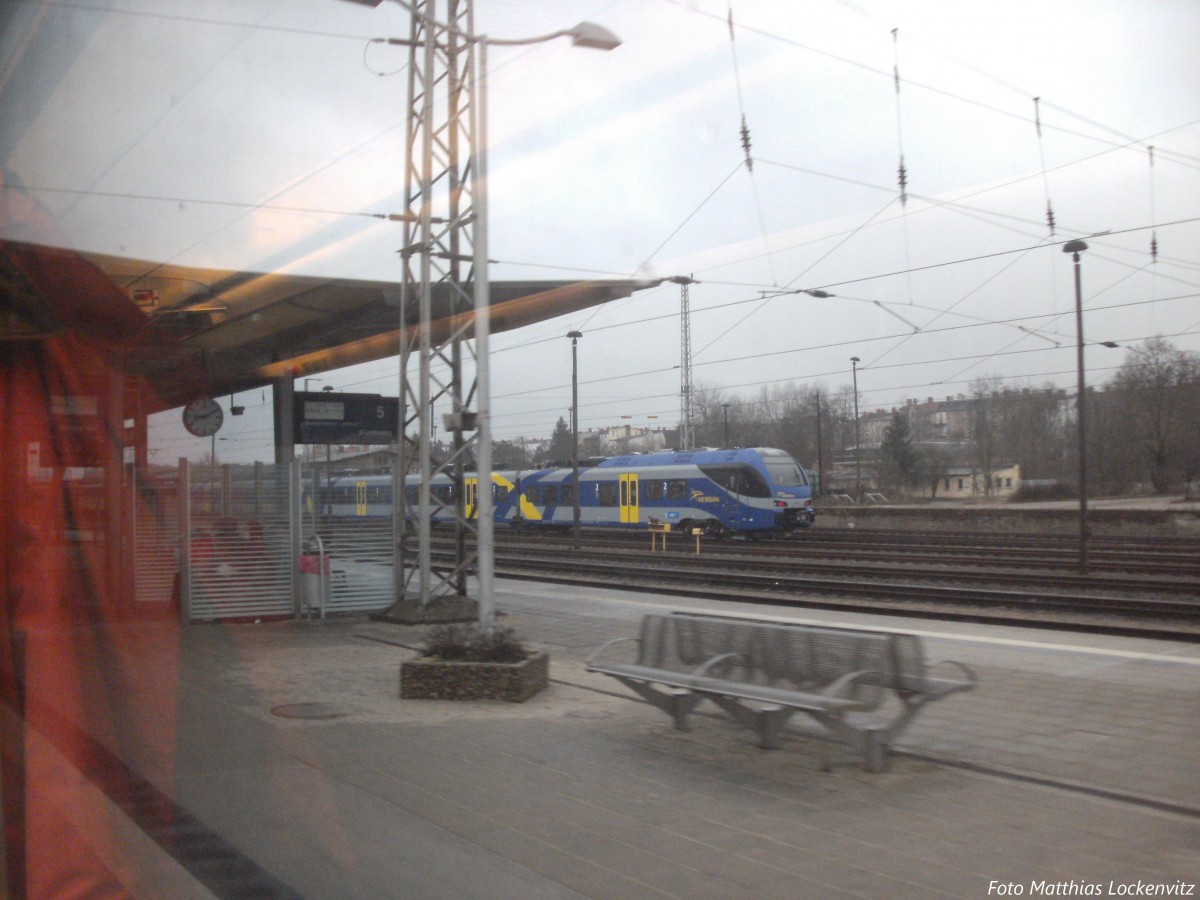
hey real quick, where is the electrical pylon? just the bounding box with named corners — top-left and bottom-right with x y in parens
top-left (385, 0), bottom-right (491, 617)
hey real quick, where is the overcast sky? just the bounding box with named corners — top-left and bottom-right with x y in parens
top-left (5, 0), bottom-right (1199, 462)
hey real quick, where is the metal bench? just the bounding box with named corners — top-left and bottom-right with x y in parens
top-left (586, 612), bottom-right (977, 772)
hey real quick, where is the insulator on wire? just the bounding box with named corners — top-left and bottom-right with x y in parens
top-left (1046, 202), bottom-right (1056, 236)
top-left (740, 115), bottom-right (753, 171)
top-left (897, 157), bottom-right (908, 205)
top-left (1148, 147), bottom-right (1157, 262)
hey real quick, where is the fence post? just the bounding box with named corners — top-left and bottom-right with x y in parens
top-left (290, 460), bottom-right (303, 618)
top-left (178, 457), bottom-right (192, 624)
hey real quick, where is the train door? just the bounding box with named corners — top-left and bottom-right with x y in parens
top-left (465, 477), bottom-right (478, 519)
top-left (355, 480), bottom-right (367, 516)
top-left (619, 473), bottom-right (639, 524)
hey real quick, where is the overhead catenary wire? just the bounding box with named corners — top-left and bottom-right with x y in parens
top-left (1033, 97), bottom-right (1057, 236)
top-left (726, 3), bottom-right (778, 286)
top-left (480, 314), bottom-right (1200, 439)
top-left (891, 28), bottom-right (914, 305)
top-left (693, 197), bottom-right (900, 358)
top-left (1148, 146), bottom-right (1159, 264)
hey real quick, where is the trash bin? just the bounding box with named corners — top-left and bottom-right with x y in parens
top-left (299, 551), bottom-right (331, 612)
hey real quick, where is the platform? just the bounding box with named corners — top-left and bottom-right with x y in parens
top-left (76, 581), bottom-right (1200, 897)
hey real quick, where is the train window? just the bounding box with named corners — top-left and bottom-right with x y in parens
top-left (367, 486), bottom-right (390, 503)
top-left (543, 485), bottom-right (558, 505)
top-left (761, 453), bottom-right (808, 487)
top-left (524, 486), bottom-right (539, 504)
top-left (643, 480), bottom-right (664, 501)
top-left (561, 484), bottom-right (575, 505)
top-left (598, 483), bottom-right (617, 506)
top-left (495, 485), bottom-right (509, 503)
top-left (699, 464), bottom-right (771, 498)
top-left (667, 480), bottom-right (687, 500)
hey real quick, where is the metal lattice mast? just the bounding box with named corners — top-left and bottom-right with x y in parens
top-left (676, 276), bottom-right (695, 450)
top-left (392, 0), bottom-right (487, 610)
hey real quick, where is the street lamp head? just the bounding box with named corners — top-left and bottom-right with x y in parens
top-left (850, 356), bottom-right (860, 365)
top-left (567, 330), bottom-right (583, 340)
top-left (567, 22), bottom-right (622, 51)
top-left (1062, 239), bottom-right (1089, 254)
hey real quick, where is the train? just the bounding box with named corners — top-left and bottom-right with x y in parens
top-left (317, 447), bottom-right (815, 538)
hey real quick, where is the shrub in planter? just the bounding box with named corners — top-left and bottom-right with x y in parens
top-left (400, 624), bottom-right (548, 702)
top-left (421, 624), bottom-right (528, 663)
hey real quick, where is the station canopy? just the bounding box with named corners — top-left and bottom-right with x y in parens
top-left (82, 247), bottom-right (659, 412)
top-left (0, 4), bottom-right (660, 413)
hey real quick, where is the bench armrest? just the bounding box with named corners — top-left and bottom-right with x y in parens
top-left (921, 659), bottom-right (979, 695)
top-left (692, 651), bottom-right (742, 678)
top-left (822, 668), bottom-right (885, 699)
top-left (586, 636), bottom-right (640, 667)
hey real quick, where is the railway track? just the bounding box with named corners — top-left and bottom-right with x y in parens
top-left (425, 528), bottom-right (1200, 640)
top-left (497, 527), bottom-right (1200, 578)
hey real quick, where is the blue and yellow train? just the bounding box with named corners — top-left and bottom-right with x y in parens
top-left (320, 447), bottom-right (815, 538)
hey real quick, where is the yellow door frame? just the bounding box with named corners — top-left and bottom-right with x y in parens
top-left (619, 473), bottom-right (640, 524)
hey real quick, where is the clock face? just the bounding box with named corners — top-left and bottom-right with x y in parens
top-left (182, 398), bottom-right (224, 437)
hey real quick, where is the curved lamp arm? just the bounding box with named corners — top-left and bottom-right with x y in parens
top-left (341, 1), bottom-right (620, 51)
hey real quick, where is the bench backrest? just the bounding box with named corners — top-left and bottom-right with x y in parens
top-left (637, 614), bottom-right (896, 707)
top-left (673, 612), bottom-right (930, 697)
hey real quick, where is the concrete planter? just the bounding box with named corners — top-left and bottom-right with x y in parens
top-left (400, 650), bottom-right (549, 703)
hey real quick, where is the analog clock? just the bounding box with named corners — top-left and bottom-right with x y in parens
top-left (182, 397), bottom-right (224, 437)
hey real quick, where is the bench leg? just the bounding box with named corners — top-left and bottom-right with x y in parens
top-left (614, 679), bottom-right (703, 731)
top-left (703, 696), bottom-right (797, 749)
top-left (668, 688), bottom-right (701, 731)
top-left (808, 714), bottom-right (891, 773)
top-left (755, 705), bottom-right (790, 750)
top-left (863, 728), bottom-right (887, 773)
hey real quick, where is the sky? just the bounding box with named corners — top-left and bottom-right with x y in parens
top-left (4, 0), bottom-right (1199, 463)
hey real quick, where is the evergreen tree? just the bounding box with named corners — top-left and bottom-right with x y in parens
top-left (878, 410), bottom-right (921, 491)
top-left (546, 416), bottom-right (574, 464)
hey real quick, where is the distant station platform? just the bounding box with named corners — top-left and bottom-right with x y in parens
top-left (814, 496), bottom-right (1200, 538)
top-left (89, 579), bottom-right (1200, 898)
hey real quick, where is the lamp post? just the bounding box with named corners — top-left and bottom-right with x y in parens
top-left (1063, 239), bottom-right (1090, 574)
top-left (850, 356), bottom-right (861, 501)
top-left (722, 403), bottom-right (730, 448)
top-left (568, 331), bottom-right (583, 549)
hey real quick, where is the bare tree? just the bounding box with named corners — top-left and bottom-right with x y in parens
top-left (969, 376), bottom-right (1004, 497)
top-left (1105, 337), bottom-right (1200, 493)
top-left (692, 382), bottom-right (731, 448)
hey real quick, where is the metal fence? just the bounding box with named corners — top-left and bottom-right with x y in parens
top-left (132, 460), bottom-right (397, 623)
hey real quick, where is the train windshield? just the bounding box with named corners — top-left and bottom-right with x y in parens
top-left (762, 454), bottom-right (808, 487)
